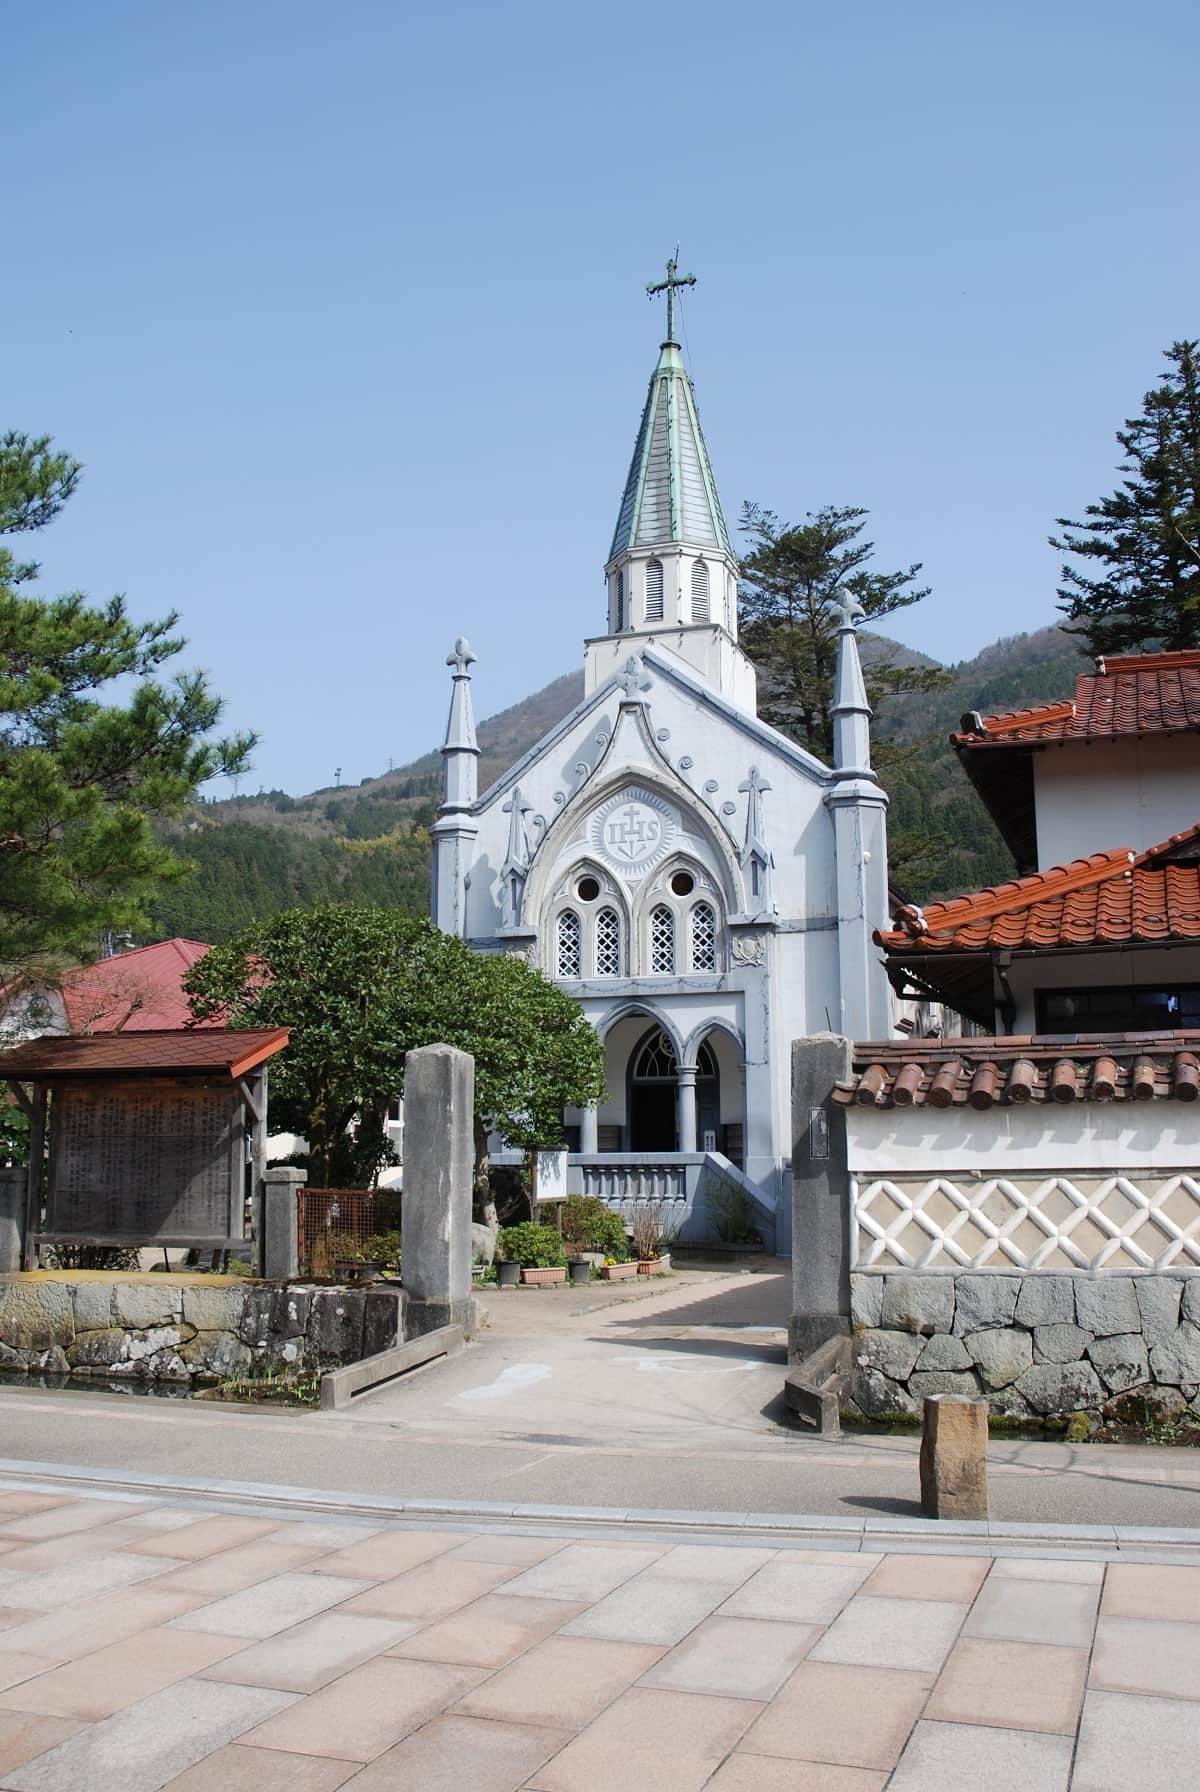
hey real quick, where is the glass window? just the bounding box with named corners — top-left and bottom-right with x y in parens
top-left (650, 904), bottom-right (675, 974)
top-left (556, 910), bottom-right (581, 978)
top-left (595, 907), bottom-right (621, 976)
top-left (691, 901), bottom-right (717, 971)
top-left (1036, 984), bottom-right (1200, 1033)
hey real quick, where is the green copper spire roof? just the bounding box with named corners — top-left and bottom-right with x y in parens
top-left (608, 262), bottom-right (733, 566)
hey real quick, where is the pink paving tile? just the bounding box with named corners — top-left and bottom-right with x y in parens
top-left (162, 1742), bottom-right (360, 1790)
top-left (740, 1661), bottom-right (934, 1770)
top-left (0, 1497), bottom-right (73, 1520)
top-left (340, 1557), bottom-right (518, 1621)
top-left (708, 1757), bottom-right (888, 1792)
top-left (0, 1655), bottom-right (59, 1696)
top-left (135, 1516), bottom-right (287, 1561)
top-left (237, 1656), bottom-right (486, 1762)
top-left (152, 1540), bottom-right (330, 1597)
top-left (1089, 1616), bottom-right (1200, 1701)
top-left (444, 1534), bottom-right (570, 1567)
top-left (0, 1585), bottom-right (210, 1664)
top-left (0, 1499), bottom-right (146, 1542)
top-left (525, 1686), bottom-right (761, 1792)
top-left (388, 1592), bottom-right (584, 1668)
top-left (344, 1714), bottom-right (571, 1791)
top-left (309, 1529), bottom-right (463, 1580)
top-left (0, 1712), bottom-right (84, 1776)
top-left (453, 1636), bottom-right (664, 1730)
top-left (0, 1625), bottom-right (248, 1721)
top-left (203, 1612), bottom-right (420, 1693)
top-left (1101, 1562), bottom-right (1200, 1623)
top-left (926, 1638), bottom-right (1088, 1734)
top-left (859, 1554), bottom-right (991, 1603)
top-left (0, 1530), bottom-right (170, 1574)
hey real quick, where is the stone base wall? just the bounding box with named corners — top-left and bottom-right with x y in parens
top-left (849, 1270), bottom-right (1200, 1420)
top-left (0, 1276), bottom-right (403, 1382)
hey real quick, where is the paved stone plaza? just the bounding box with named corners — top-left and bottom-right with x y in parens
top-left (0, 1473), bottom-right (1193, 1789)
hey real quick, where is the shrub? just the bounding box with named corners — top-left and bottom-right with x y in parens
top-left (705, 1181), bottom-right (762, 1246)
top-left (561, 1195), bottom-right (628, 1260)
top-left (628, 1201), bottom-right (678, 1262)
top-left (497, 1222), bottom-right (566, 1269)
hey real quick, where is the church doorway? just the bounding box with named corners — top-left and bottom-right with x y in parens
top-left (626, 1028), bottom-right (721, 1154)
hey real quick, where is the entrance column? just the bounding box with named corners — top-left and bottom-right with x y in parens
top-left (580, 1103), bottom-right (599, 1154)
top-left (677, 1065), bottom-right (698, 1153)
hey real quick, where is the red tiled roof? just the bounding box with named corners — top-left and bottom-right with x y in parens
top-left (0, 1028), bottom-right (289, 1081)
top-left (15, 939), bottom-right (217, 1034)
top-left (877, 826), bottom-right (1200, 955)
top-left (834, 1034), bottom-right (1200, 1108)
top-left (951, 649), bottom-right (1200, 747)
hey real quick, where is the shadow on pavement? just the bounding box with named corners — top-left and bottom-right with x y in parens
top-left (595, 1332), bottom-right (787, 1365)
top-left (840, 1493), bottom-right (925, 1518)
top-left (604, 1270), bottom-right (790, 1332)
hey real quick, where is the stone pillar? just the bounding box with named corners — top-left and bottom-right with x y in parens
top-left (579, 1103), bottom-right (598, 1155)
top-left (402, 1043), bottom-right (474, 1338)
top-left (0, 1167), bottom-right (25, 1275)
top-left (790, 1033), bottom-right (853, 1362)
top-left (677, 1066), bottom-right (698, 1153)
top-left (920, 1394), bottom-right (989, 1520)
top-left (260, 1167), bottom-right (305, 1280)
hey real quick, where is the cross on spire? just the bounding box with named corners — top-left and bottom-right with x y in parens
top-left (646, 251), bottom-right (696, 345)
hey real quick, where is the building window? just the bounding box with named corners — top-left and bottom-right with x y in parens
top-left (556, 910), bottom-right (581, 978)
top-left (595, 907), bottom-right (621, 976)
top-left (691, 901), bottom-right (716, 971)
top-left (650, 904), bottom-right (675, 974)
top-left (615, 568), bottom-right (625, 630)
top-left (1036, 984), bottom-right (1200, 1033)
top-left (633, 1028), bottom-right (677, 1078)
top-left (645, 558), bottom-right (664, 621)
top-left (691, 559), bottom-right (710, 622)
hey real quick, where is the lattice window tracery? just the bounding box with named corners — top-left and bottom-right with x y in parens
top-left (691, 901), bottom-right (716, 971)
top-left (650, 904), bottom-right (675, 974)
top-left (595, 907), bottom-right (621, 976)
top-left (556, 910), bottom-right (581, 978)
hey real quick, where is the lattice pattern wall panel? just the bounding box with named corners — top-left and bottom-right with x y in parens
top-left (853, 1172), bottom-right (1200, 1271)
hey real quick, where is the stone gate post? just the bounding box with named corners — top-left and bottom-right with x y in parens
top-left (790, 1033), bottom-right (853, 1361)
top-left (402, 1043), bottom-right (474, 1338)
top-left (0, 1167), bottom-right (25, 1274)
top-left (260, 1166), bottom-right (306, 1279)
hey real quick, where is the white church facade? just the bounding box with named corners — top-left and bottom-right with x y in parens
top-left (431, 266), bottom-right (891, 1251)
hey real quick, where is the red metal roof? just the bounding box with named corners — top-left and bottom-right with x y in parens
top-left (6, 939), bottom-right (218, 1034)
top-left (952, 649), bottom-right (1200, 747)
top-left (878, 827), bottom-right (1200, 955)
top-left (835, 1033), bottom-right (1200, 1108)
top-left (0, 1028), bottom-right (289, 1081)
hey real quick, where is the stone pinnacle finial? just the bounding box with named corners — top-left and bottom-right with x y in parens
top-left (447, 637), bottom-right (476, 677)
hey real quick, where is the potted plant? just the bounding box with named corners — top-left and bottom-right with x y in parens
top-left (598, 1256), bottom-right (638, 1280)
top-left (497, 1222), bottom-right (568, 1286)
top-left (496, 1256), bottom-right (521, 1288)
top-left (629, 1202), bottom-right (676, 1275)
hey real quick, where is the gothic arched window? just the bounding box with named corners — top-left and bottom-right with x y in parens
top-left (556, 910), bottom-right (581, 978)
top-left (690, 901), bottom-right (716, 972)
top-left (595, 907), bottom-right (621, 976)
top-left (645, 558), bottom-right (664, 622)
top-left (633, 1029), bottom-right (678, 1079)
top-left (650, 904), bottom-right (675, 974)
top-left (691, 559), bottom-right (710, 622)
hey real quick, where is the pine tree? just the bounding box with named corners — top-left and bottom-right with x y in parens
top-left (1052, 340), bottom-right (1200, 655)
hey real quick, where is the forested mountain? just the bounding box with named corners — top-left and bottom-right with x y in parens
top-left (148, 625), bottom-right (1085, 942)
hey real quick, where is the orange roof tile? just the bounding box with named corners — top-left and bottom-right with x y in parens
top-left (835, 1033), bottom-right (1200, 1108)
top-left (877, 827), bottom-right (1200, 954)
top-left (951, 649), bottom-right (1200, 747)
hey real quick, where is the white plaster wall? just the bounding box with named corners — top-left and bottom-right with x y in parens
top-left (848, 1099), bottom-right (1200, 1174)
top-left (1033, 736), bottom-right (1200, 866)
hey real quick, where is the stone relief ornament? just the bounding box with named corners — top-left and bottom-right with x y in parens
top-left (731, 931), bottom-right (768, 967)
top-left (588, 787), bottom-right (676, 878)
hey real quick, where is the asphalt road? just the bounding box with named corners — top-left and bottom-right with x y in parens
top-left (0, 1268), bottom-right (1197, 1529)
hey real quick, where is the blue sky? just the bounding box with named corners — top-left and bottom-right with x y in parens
top-left (6, 1), bottom-right (1198, 794)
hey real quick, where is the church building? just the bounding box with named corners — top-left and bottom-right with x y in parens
top-left (431, 264), bottom-right (891, 1251)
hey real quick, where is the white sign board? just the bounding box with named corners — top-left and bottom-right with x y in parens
top-left (533, 1147), bottom-right (568, 1204)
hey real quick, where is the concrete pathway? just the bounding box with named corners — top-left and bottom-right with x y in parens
top-left (0, 1470), bottom-right (1193, 1789)
top-left (0, 1268), bottom-right (1198, 1527)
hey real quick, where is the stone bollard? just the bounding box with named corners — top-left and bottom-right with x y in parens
top-left (260, 1167), bottom-right (306, 1280)
top-left (400, 1043), bottom-right (474, 1339)
top-left (0, 1167), bottom-right (24, 1274)
top-left (920, 1393), bottom-right (989, 1520)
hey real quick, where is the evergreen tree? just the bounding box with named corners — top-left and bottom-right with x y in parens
top-left (0, 430), bottom-right (254, 978)
top-left (1052, 340), bottom-right (1200, 654)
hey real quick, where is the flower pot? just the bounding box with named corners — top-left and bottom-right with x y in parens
top-left (568, 1259), bottom-right (591, 1286)
top-left (497, 1260), bottom-right (521, 1287)
top-left (637, 1254), bottom-right (671, 1275)
top-left (598, 1261), bottom-right (638, 1280)
top-left (520, 1265), bottom-right (567, 1286)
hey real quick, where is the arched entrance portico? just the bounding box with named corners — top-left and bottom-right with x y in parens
top-left (626, 1027), bottom-right (721, 1153)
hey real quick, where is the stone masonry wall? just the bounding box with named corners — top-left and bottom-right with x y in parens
top-left (849, 1270), bottom-right (1200, 1421)
top-left (0, 1277), bottom-right (403, 1382)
